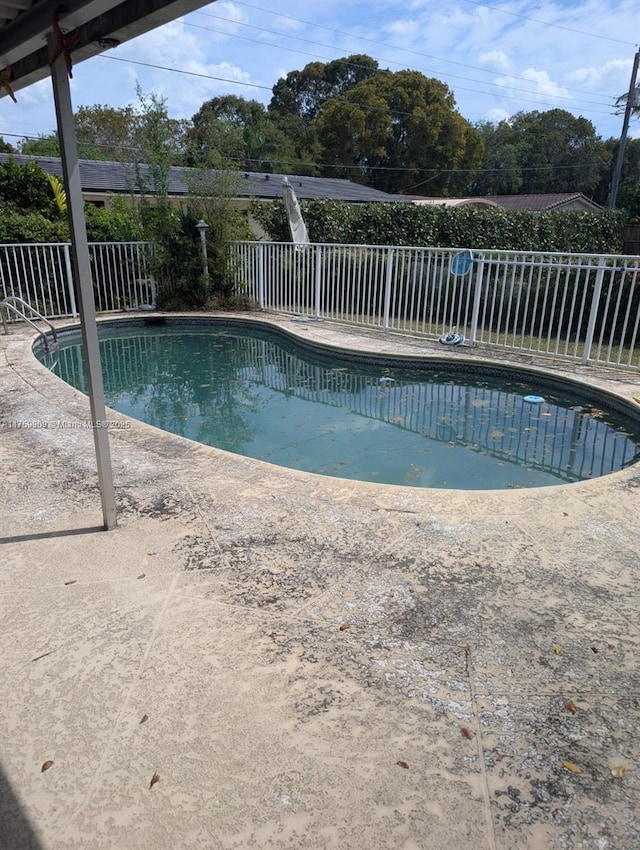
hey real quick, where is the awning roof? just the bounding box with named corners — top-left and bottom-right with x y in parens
top-left (0, 0), bottom-right (212, 96)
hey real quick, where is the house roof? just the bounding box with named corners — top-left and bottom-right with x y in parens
top-left (481, 193), bottom-right (602, 212)
top-left (404, 193), bottom-right (603, 212)
top-left (0, 153), bottom-right (401, 203)
top-left (407, 197), bottom-right (500, 209)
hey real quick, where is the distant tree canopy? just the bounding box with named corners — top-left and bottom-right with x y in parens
top-left (183, 95), bottom-right (298, 172)
top-left (472, 110), bottom-right (612, 202)
top-left (8, 54), bottom-right (640, 212)
top-left (313, 68), bottom-right (483, 194)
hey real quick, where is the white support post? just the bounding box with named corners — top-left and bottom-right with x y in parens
top-left (469, 255), bottom-right (485, 345)
top-left (63, 243), bottom-right (78, 318)
top-left (258, 243), bottom-right (266, 308)
top-left (383, 248), bottom-right (395, 331)
top-left (314, 244), bottom-right (323, 319)
top-left (581, 261), bottom-right (607, 366)
top-left (50, 46), bottom-right (117, 530)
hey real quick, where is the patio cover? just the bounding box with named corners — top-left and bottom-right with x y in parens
top-left (0, 0), bottom-right (216, 529)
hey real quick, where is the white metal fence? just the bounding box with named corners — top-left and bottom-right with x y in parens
top-left (0, 241), bottom-right (154, 318)
top-left (2, 239), bottom-right (640, 371)
top-left (232, 242), bottom-right (640, 369)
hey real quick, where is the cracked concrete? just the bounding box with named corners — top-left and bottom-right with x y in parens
top-left (1, 313), bottom-right (639, 850)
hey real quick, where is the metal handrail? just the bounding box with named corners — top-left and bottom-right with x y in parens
top-left (0, 296), bottom-right (58, 352)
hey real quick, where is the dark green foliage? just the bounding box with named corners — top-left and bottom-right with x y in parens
top-left (472, 110), bottom-right (611, 201)
top-left (0, 208), bottom-right (68, 242)
top-left (0, 158), bottom-right (57, 217)
top-left (84, 200), bottom-right (143, 242)
top-left (252, 198), bottom-right (628, 254)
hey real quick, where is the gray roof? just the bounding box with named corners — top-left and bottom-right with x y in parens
top-left (0, 154), bottom-right (401, 204)
top-left (481, 193), bottom-right (602, 212)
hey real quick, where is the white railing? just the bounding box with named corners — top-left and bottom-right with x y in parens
top-left (232, 242), bottom-right (640, 370)
top-left (0, 241), bottom-right (154, 318)
top-left (2, 239), bottom-right (640, 371)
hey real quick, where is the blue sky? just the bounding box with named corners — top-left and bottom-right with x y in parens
top-left (2, 0), bottom-right (639, 149)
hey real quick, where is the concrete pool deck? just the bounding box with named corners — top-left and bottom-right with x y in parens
top-left (1, 312), bottom-right (639, 850)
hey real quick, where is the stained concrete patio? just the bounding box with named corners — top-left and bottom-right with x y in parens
top-left (1, 314), bottom-right (639, 850)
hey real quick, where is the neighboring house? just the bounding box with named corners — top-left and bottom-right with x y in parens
top-left (408, 193), bottom-right (602, 213)
top-left (1, 153), bottom-right (404, 239)
top-left (406, 197), bottom-right (500, 210)
top-left (0, 153), bottom-right (400, 206)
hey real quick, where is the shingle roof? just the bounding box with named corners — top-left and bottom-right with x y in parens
top-left (483, 193), bottom-right (602, 212)
top-left (0, 154), bottom-right (401, 203)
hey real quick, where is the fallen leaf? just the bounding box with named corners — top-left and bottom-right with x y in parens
top-left (137, 573), bottom-right (146, 580)
top-left (554, 647), bottom-right (562, 654)
top-left (563, 512), bottom-right (568, 517)
top-left (149, 772), bottom-right (160, 789)
top-left (607, 643), bottom-right (616, 650)
top-left (64, 580), bottom-right (77, 586)
top-left (610, 764), bottom-right (627, 779)
top-left (565, 700), bottom-right (578, 715)
top-left (139, 714), bottom-right (149, 725)
top-left (562, 760), bottom-right (581, 774)
top-left (396, 761), bottom-right (409, 769)
top-left (339, 623), bottom-right (351, 631)
top-left (147, 552), bottom-right (156, 556)
top-left (591, 646), bottom-right (599, 654)
top-left (495, 753), bottom-right (506, 762)
top-left (461, 727), bottom-right (474, 739)
top-left (41, 760), bottom-right (54, 773)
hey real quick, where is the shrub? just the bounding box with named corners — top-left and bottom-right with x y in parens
top-left (251, 198), bottom-right (628, 254)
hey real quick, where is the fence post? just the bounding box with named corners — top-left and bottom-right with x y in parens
top-left (63, 243), bottom-right (78, 318)
top-left (314, 244), bottom-right (322, 319)
top-left (469, 254), bottom-right (485, 345)
top-left (383, 247), bottom-right (395, 330)
top-left (581, 260), bottom-right (607, 366)
top-left (258, 242), bottom-right (266, 309)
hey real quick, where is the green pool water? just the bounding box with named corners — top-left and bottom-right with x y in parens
top-left (42, 321), bottom-right (640, 490)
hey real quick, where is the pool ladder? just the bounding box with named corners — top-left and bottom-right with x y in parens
top-left (0, 296), bottom-right (58, 352)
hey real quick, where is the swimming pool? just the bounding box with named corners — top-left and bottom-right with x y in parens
top-left (40, 318), bottom-right (640, 490)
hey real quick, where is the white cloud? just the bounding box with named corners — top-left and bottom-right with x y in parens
top-left (493, 67), bottom-right (571, 105)
top-left (484, 108), bottom-right (511, 124)
top-left (478, 50), bottom-right (510, 73)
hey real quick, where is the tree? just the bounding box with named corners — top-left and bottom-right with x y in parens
top-left (472, 110), bottom-right (611, 199)
top-left (0, 158), bottom-right (56, 215)
top-left (74, 104), bottom-right (138, 160)
top-left (313, 68), bottom-right (483, 194)
top-left (0, 136), bottom-right (15, 153)
top-left (184, 95), bottom-right (297, 172)
top-left (268, 55), bottom-right (379, 174)
top-left (269, 55), bottom-right (379, 128)
top-left (21, 130), bottom-right (105, 160)
top-left (470, 121), bottom-right (524, 196)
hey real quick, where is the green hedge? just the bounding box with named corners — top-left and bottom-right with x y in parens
top-left (252, 199), bottom-right (628, 254)
top-left (0, 208), bottom-right (69, 243)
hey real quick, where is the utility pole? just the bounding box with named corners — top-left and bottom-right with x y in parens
top-left (607, 49), bottom-right (640, 209)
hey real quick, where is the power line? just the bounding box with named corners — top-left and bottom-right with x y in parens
top-left (212, 0), bottom-right (635, 82)
top-left (185, 16), bottom-right (613, 111)
top-left (3, 130), bottom-right (618, 177)
top-left (101, 52), bottom-right (616, 123)
top-left (102, 54), bottom-right (274, 93)
top-left (461, 0), bottom-right (636, 46)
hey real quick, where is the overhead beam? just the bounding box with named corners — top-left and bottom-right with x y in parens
top-left (0, 0), bottom-right (214, 96)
